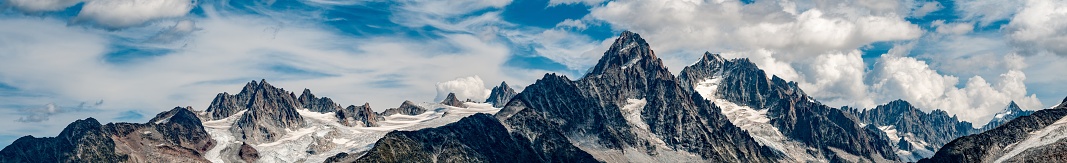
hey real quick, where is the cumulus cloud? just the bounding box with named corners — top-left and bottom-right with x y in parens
top-left (4, 0), bottom-right (82, 12)
top-left (434, 76), bottom-right (491, 102)
top-left (74, 0), bottom-right (196, 29)
top-left (587, 0), bottom-right (922, 72)
top-left (1005, 0), bottom-right (1067, 56)
top-left (867, 54), bottom-right (1042, 126)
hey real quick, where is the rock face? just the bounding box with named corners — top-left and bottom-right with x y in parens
top-left (297, 89), bottom-right (343, 113)
top-left (485, 81), bottom-right (517, 108)
top-left (352, 114), bottom-right (587, 162)
top-left (237, 143), bottom-right (259, 163)
top-left (0, 107), bottom-right (216, 163)
top-left (980, 101), bottom-right (1035, 131)
top-left (678, 52), bottom-right (897, 161)
top-left (848, 100), bottom-right (977, 161)
top-left (440, 93), bottom-right (465, 108)
top-left (380, 100), bottom-right (427, 116)
top-left (336, 103), bottom-right (384, 127)
top-left (225, 80), bottom-right (307, 144)
top-left (921, 98), bottom-right (1067, 163)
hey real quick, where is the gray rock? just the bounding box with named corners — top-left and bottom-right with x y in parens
top-left (440, 92), bottom-right (465, 108)
top-left (485, 81), bottom-right (517, 108)
top-left (298, 89), bottom-right (343, 113)
top-left (229, 80), bottom-right (307, 144)
top-left (336, 103), bottom-right (384, 127)
top-left (380, 100), bottom-right (427, 116)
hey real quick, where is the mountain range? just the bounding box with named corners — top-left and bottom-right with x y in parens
top-left (1, 31), bottom-right (1062, 163)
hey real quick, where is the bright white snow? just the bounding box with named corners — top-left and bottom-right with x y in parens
top-left (694, 77), bottom-right (820, 162)
top-left (995, 114), bottom-right (1067, 162)
top-left (201, 101), bottom-right (501, 163)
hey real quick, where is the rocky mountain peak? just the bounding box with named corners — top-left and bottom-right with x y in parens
top-left (381, 100), bottom-right (428, 116)
top-left (441, 92), bottom-right (465, 107)
top-left (336, 103), bottom-right (383, 127)
top-left (981, 101), bottom-right (1035, 131)
top-left (485, 81), bottom-right (517, 108)
top-left (297, 88), bottom-right (342, 113)
top-left (586, 31), bottom-right (669, 77)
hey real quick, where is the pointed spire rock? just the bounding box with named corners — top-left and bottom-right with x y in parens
top-left (587, 31), bottom-right (668, 76)
top-left (441, 92), bottom-right (466, 108)
top-left (297, 88), bottom-right (342, 113)
top-left (485, 81), bottom-right (518, 108)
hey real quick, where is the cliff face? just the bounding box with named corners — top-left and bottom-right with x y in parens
top-left (485, 81), bottom-right (517, 108)
top-left (679, 52), bottom-right (897, 161)
top-left (0, 107), bottom-right (216, 163)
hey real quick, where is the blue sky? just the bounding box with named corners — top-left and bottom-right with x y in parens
top-left (1, 0), bottom-right (1066, 148)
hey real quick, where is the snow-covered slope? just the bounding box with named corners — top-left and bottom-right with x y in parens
top-left (201, 102), bottom-right (500, 163)
top-left (695, 78), bottom-right (820, 162)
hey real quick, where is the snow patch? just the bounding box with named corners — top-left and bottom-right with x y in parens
top-left (203, 102), bottom-right (501, 162)
top-left (694, 78), bottom-right (723, 100)
top-left (620, 98), bottom-right (648, 130)
top-left (995, 114), bottom-right (1067, 162)
top-left (879, 126), bottom-right (900, 143)
top-left (203, 110), bottom-right (245, 163)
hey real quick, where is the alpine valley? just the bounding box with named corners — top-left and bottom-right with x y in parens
top-left (1, 32), bottom-right (1063, 163)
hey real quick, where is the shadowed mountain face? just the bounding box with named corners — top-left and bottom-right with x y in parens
top-left (485, 81), bottom-right (517, 108)
top-left (921, 97), bottom-right (1067, 163)
top-left (0, 107), bottom-right (216, 163)
top-left (679, 52), bottom-right (897, 161)
top-left (847, 100), bottom-right (977, 161)
top-left (981, 101), bottom-right (1035, 131)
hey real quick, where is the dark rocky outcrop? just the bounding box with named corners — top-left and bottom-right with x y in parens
top-left (353, 113), bottom-right (591, 162)
top-left (0, 107), bottom-right (216, 163)
top-left (336, 103), bottom-right (384, 127)
top-left (485, 81), bottom-right (517, 108)
top-left (298, 89), bottom-right (343, 113)
top-left (238, 143), bottom-right (259, 163)
top-left (380, 100), bottom-right (427, 116)
top-left (440, 93), bottom-right (465, 108)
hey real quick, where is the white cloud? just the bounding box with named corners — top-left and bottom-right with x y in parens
top-left (931, 20), bottom-right (974, 35)
top-left (797, 50), bottom-right (872, 108)
top-left (867, 54), bottom-right (1043, 126)
top-left (548, 0), bottom-right (606, 6)
top-left (955, 0), bottom-right (1024, 26)
top-left (4, 0), bottom-right (82, 12)
top-left (434, 76), bottom-right (491, 102)
top-left (1005, 0), bottom-right (1067, 56)
top-left (588, 0), bottom-right (922, 71)
top-left (74, 0), bottom-right (196, 29)
top-left (912, 1), bottom-right (942, 18)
